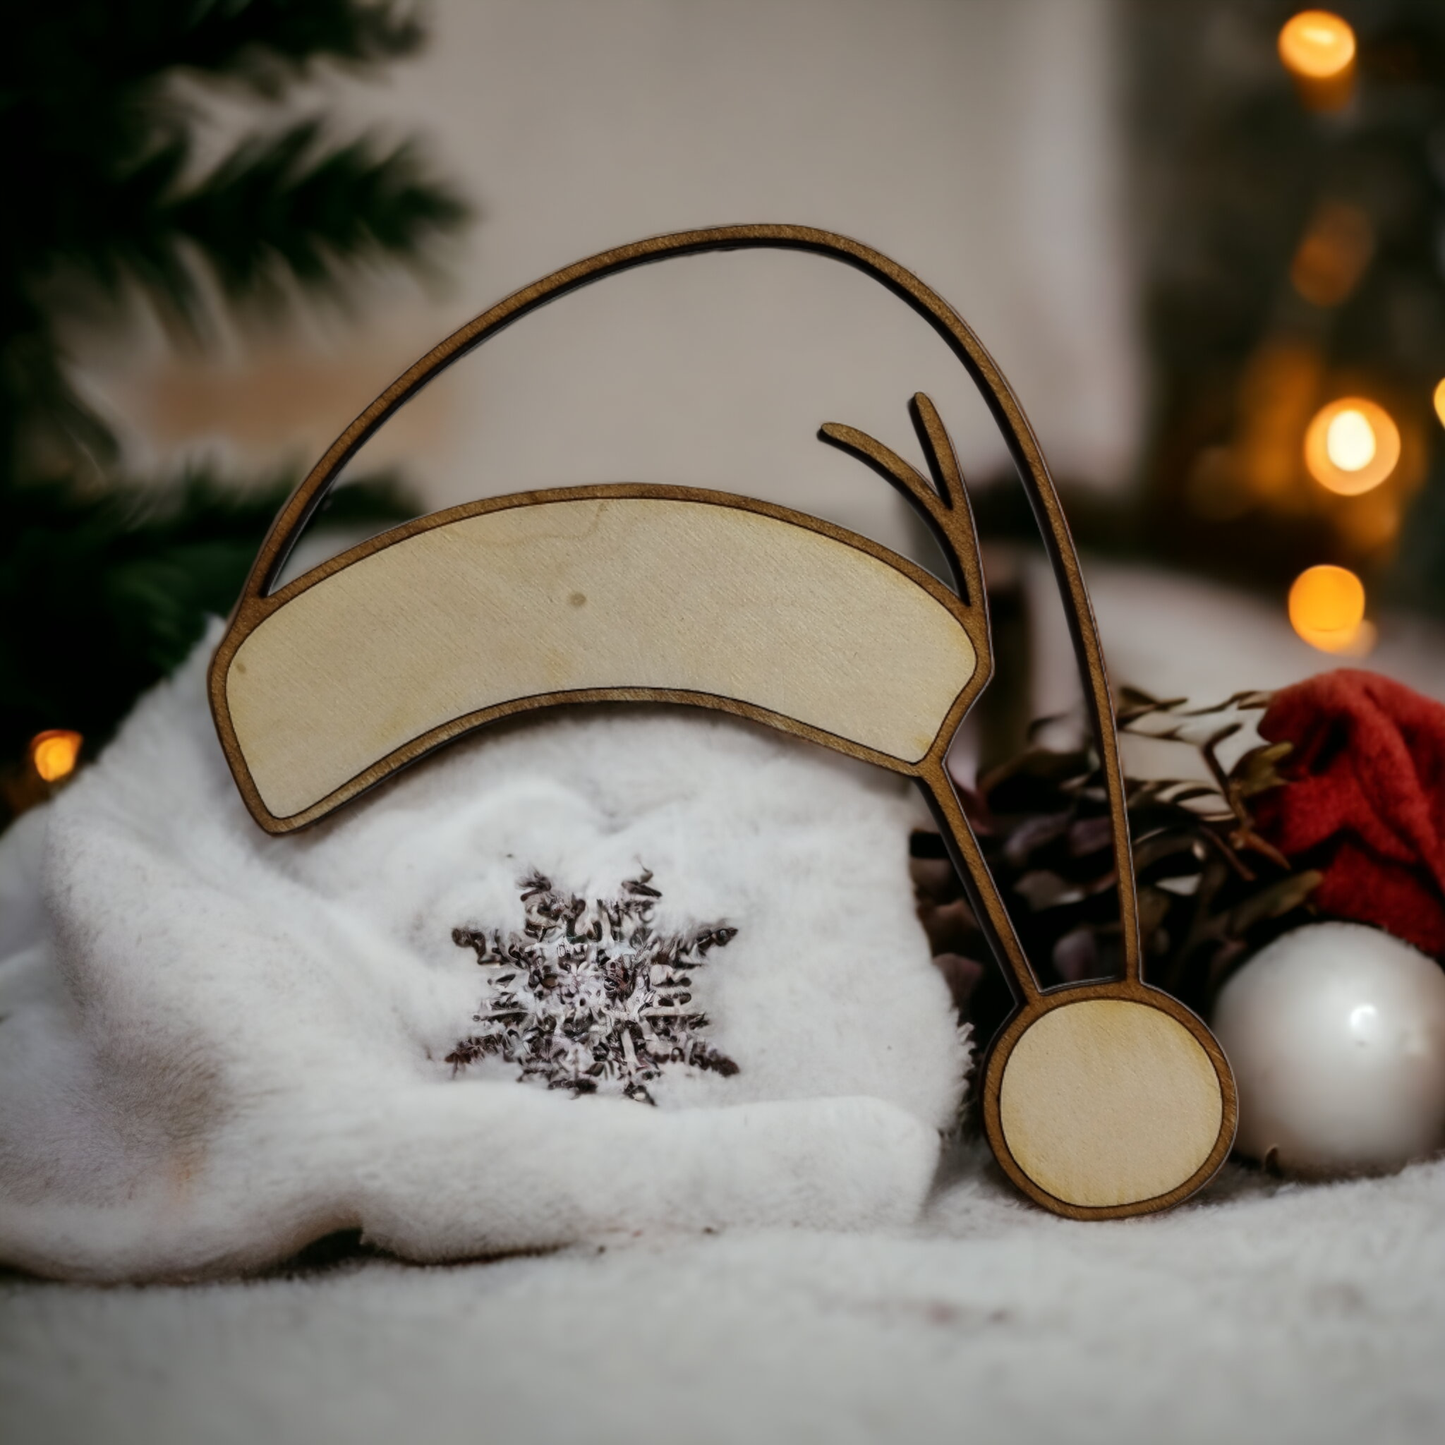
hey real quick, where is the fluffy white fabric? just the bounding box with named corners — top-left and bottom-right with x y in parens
top-left (6, 567), bottom-right (1445, 1441)
top-left (4, 1154), bottom-right (1445, 1444)
top-left (0, 625), bottom-right (967, 1283)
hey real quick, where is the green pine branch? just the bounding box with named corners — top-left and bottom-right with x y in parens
top-left (10, 2), bottom-right (423, 103)
top-left (0, 2), bottom-right (469, 807)
top-left (168, 120), bottom-right (468, 304)
top-left (0, 468), bottom-right (413, 761)
top-left (3, 0), bottom-right (468, 466)
top-left (58, 119), bottom-right (467, 326)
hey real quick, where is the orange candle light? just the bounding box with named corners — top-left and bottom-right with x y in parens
top-left (29, 730), bottom-right (83, 783)
top-left (1289, 201), bottom-right (1373, 307)
top-left (1278, 11), bottom-right (1357, 110)
top-left (1303, 397), bottom-right (1399, 496)
top-left (1289, 565), bottom-right (1371, 654)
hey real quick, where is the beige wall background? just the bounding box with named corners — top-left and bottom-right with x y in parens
top-left (82, 0), bottom-right (1141, 567)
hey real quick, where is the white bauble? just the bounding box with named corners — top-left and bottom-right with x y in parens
top-left (1212, 922), bottom-right (1445, 1176)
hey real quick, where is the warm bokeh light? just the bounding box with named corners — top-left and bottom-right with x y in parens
top-left (1303, 397), bottom-right (1400, 495)
top-left (29, 730), bottom-right (83, 783)
top-left (1325, 408), bottom-right (1375, 470)
top-left (1434, 378), bottom-right (1445, 429)
top-left (1337, 489), bottom-right (1401, 552)
top-left (1278, 11), bottom-right (1356, 79)
top-left (1289, 200), bottom-right (1373, 307)
top-left (1289, 565), bottom-right (1370, 654)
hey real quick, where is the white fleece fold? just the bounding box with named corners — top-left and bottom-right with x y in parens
top-left (0, 624), bottom-right (967, 1281)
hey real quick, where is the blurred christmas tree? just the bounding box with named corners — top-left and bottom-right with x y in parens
top-left (0, 0), bottom-right (468, 821)
top-left (1129, 1), bottom-right (1445, 631)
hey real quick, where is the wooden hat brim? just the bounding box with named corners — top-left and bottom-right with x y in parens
top-left (214, 487), bottom-right (981, 831)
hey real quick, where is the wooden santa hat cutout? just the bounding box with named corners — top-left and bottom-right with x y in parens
top-left (209, 225), bottom-right (1238, 1220)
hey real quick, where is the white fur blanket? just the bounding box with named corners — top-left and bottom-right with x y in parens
top-left (0, 625), bottom-right (967, 1282)
top-left (4, 1152), bottom-right (1445, 1443)
top-left (6, 580), bottom-right (1445, 1441)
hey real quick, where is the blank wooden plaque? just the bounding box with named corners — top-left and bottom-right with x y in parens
top-left (226, 493), bottom-right (977, 825)
top-left (210, 224), bottom-right (1237, 1222)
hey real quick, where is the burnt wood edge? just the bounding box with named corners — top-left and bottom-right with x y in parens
top-left (977, 979), bottom-right (1240, 1220)
top-left (206, 223), bottom-right (1138, 986)
top-left (202, 224), bottom-right (1225, 1219)
top-left (207, 483), bottom-right (991, 826)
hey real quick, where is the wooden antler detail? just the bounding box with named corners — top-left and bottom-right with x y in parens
top-left (819, 392), bottom-right (984, 609)
top-left (208, 225), bottom-right (1237, 1223)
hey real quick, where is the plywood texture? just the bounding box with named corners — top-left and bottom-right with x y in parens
top-left (227, 496), bottom-right (976, 819)
top-left (209, 224), bottom-right (1238, 1222)
top-left (997, 998), bottom-right (1225, 1210)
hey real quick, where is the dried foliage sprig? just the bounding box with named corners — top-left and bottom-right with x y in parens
top-left (914, 688), bottom-right (1321, 1042)
top-left (448, 870), bottom-right (739, 1104)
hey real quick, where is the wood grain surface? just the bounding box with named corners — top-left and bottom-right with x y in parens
top-left (998, 998), bottom-right (1225, 1210)
top-left (208, 224), bottom-right (1238, 1221)
top-left (226, 494), bottom-right (977, 820)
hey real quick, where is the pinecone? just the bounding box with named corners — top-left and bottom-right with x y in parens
top-left (913, 688), bottom-right (1321, 1044)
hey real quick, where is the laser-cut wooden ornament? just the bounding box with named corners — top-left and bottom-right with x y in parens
top-left (209, 225), bottom-right (1238, 1220)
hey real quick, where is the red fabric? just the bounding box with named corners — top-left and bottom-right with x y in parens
top-left (1254, 669), bottom-right (1445, 957)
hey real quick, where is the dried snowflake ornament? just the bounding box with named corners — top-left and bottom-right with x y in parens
top-left (447, 869), bottom-right (739, 1104)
